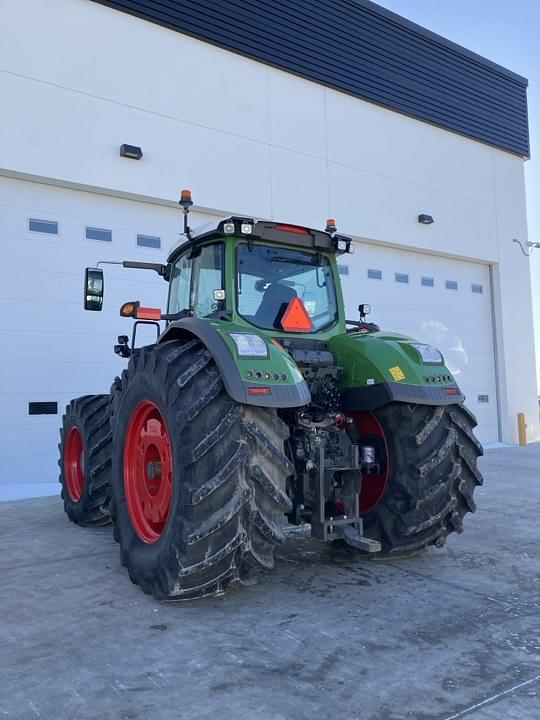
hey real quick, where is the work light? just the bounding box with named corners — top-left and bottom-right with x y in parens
top-left (229, 333), bottom-right (268, 358)
top-left (411, 343), bottom-right (443, 364)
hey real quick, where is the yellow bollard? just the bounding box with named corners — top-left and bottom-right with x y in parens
top-left (517, 413), bottom-right (527, 446)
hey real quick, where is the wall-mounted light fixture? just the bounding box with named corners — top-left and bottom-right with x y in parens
top-left (513, 238), bottom-right (540, 257)
top-left (120, 144), bottom-right (143, 160)
top-left (418, 214), bottom-right (434, 225)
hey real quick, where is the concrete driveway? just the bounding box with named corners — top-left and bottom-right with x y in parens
top-left (1, 444), bottom-right (539, 720)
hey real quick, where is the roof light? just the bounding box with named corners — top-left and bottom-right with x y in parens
top-left (325, 218), bottom-right (337, 233)
top-left (240, 221), bottom-right (253, 234)
top-left (274, 224), bottom-right (310, 235)
top-left (179, 189), bottom-right (193, 210)
top-left (333, 235), bottom-right (354, 254)
top-left (281, 297), bottom-right (314, 333)
top-left (223, 221), bottom-right (235, 234)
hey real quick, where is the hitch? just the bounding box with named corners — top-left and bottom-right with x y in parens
top-left (309, 435), bottom-right (381, 553)
top-left (335, 524), bottom-right (381, 553)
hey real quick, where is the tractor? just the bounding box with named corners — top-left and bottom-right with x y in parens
top-left (59, 191), bottom-right (483, 600)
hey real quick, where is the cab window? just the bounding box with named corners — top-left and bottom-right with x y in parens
top-left (192, 243), bottom-right (224, 318)
top-left (168, 243), bottom-right (224, 318)
top-left (168, 252), bottom-right (192, 315)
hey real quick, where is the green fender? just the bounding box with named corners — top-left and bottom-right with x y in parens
top-left (329, 331), bottom-right (464, 410)
top-left (159, 318), bottom-right (311, 408)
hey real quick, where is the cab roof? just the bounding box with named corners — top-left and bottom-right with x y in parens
top-left (167, 217), bottom-right (353, 263)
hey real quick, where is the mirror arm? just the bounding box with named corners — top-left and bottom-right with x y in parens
top-left (95, 260), bottom-right (170, 280)
top-left (122, 261), bottom-right (169, 278)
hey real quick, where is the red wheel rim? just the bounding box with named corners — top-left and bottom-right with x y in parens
top-left (124, 400), bottom-right (173, 543)
top-left (349, 411), bottom-right (390, 513)
top-left (64, 426), bottom-right (85, 502)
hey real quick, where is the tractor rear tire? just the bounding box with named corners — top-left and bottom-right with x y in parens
top-left (58, 395), bottom-right (112, 526)
top-left (110, 339), bottom-right (292, 600)
top-left (360, 402), bottom-right (484, 554)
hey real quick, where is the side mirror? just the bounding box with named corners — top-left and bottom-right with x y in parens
top-left (358, 303), bottom-right (371, 319)
top-left (84, 267), bottom-right (104, 311)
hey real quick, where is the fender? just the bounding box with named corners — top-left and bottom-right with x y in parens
top-left (330, 330), bottom-right (464, 410)
top-left (159, 318), bottom-right (311, 408)
top-left (340, 382), bottom-right (464, 411)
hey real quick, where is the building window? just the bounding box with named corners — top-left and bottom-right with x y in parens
top-left (421, 276), bottom-right (434, 287)
top-left (29, 218), bottom-right (58, 234)
top-left (471, 283), bottom-right (483, 294)
top-left (337, 264), bottom-right (349, 275)
top-left (395, 273), bottom-right (409, 284)
top-left (367, 269), bottom-right (382, 280)
top-left (137, 234), bottom-right (161, 249)
top-left (445, 280), bottom-right (458, 290)
top-left (86, 227), bottom-right (112, 242)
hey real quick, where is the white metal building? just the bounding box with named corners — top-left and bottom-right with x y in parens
top-left (1, 0), bottom-right (537, 497)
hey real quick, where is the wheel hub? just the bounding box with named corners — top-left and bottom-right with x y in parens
top-left (64, 426), bottom-right (85, 502)
top-left (349, 411), bottom-right (390, 513)
top-left (124, 401), bottom-right (173, 543)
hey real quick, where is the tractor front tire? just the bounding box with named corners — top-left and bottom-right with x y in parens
top-left (110, 340), bottom-right (292, 600)
top-left (58, 395), bottom-right (112, 526)
top-left (361, 402), bottom-right (484, 554)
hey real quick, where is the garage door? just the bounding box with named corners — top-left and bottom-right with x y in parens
top-left (0, 179), bottom-right (499, 499)
top-left (340, 242), bottom-right (499, 444)
top-left (0, 177), bottom-right (215, 497)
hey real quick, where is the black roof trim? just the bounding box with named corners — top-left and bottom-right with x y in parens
top-left (92, 0), bottom-right (530, 157)
top-left (167, 217), bottom-right (349, 262)
top-left (351, 0), bottom-right (527, 84)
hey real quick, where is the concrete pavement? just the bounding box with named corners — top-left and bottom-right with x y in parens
top-left (1, 444), bottom-right (539, 720)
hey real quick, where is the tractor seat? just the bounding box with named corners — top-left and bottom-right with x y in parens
top-left (254, 283), bottom-right (297, 328)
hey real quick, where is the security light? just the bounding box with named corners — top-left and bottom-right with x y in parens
top-left (418, 214), bottom-right (434, 225)
top-left (513, 238), bottom-right (540, 257)
top-left (120, 144), bottom-right (143, 160)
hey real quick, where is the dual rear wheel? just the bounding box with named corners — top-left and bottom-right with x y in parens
top-left (59, 340), bottom-right (483, 599)
top-left (58, 395), bottom-right (112, 527)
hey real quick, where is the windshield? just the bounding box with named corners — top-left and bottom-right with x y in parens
top-left (237, 243), bottom-right (338, 332)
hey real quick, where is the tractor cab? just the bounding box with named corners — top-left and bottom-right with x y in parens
top-left (165, 215), bottom-right (353, 338)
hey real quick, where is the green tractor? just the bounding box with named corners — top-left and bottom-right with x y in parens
top-left (59, 191), bottom-right (483, 600)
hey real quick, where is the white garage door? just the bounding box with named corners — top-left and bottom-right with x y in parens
top-left (0, 177), bottom-right (216, 497)
top-left (0, 178), bottom-right (499, 498)
top-left (340, 242), bottom-right (499, 444)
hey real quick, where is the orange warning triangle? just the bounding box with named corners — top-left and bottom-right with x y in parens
top-left (281, 297), bottom-right (314, 333)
